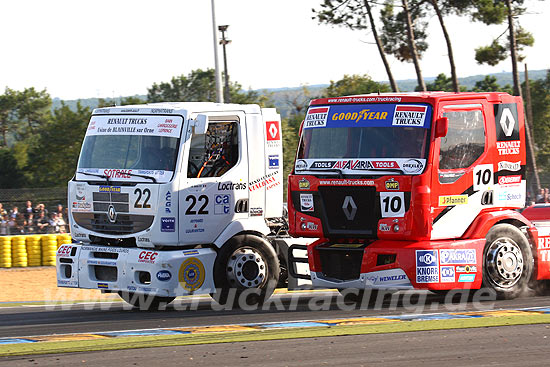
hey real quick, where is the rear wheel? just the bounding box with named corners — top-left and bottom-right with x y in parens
top-left (117, 291), bottom-right (175, 310)
top-left (482, 224), bottom-right (533, 299)
top-left (212, 234), bottom-right (279, 307)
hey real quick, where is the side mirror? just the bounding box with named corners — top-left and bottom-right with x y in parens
top-left (435, 117), bottom-right (448, 138)
top-left (192, 114), bottom-right (209, 135)
top-left (298, 120), bottom-right (304, 137)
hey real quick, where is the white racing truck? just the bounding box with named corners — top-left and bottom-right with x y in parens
top-left (56, 102), bottom-right (310, 309)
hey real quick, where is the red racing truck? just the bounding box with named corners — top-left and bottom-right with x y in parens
top-left (288, 92), bottom-right (550, 299)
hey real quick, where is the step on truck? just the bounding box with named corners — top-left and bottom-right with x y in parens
top-left (288, 92), bottom-right (550, 299)
top-left (56, 102), bottom-right (310, 309)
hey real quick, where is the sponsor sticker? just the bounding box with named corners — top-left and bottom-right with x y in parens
top-left (99, 186), bottom-right (121, 193)
top-left (379, 223), bottom-right (391, 232)
top-left (416, 250), bottom-right (439, 283)
top-left (496, 140), bottom-right (521, 155)
top-left (498, 161), bottom-right (521, 172)
top-left (304, 107), bottom-right (330, 128)
top-left (392, 105), bottom-right (427, 127)
top-left (295, 160), bottom-right (308, 170)
top-left (268, 155), bottom-right (279, 169)
top-left (439, 249), bottom-right (476, 265)
top-left (156, 270), bottom-right (172, 281)
top-left (498, 175), bottom-right (521, 185)
top-left (76, 183), bottom-right (86, 201)
top-left (217, 182), bottom-right (247, 190)
top-left (439, 195), bottom-right (468, 206)
top-left (300, 193), bottom-right (314, 212)
top-left (138, 250), bottom-right (158, 264)
top-left (402, 159), bottom-right (424, 174)
top-left (456, 265), bottom-right (477, 273)
top-left (440, 266), bottom-right (455, 283)
top-left (178, 257), bottom-right (205, 292)
top-left (458, 274), bottom-right (476, 282)
top-left (250, 207), bottom-right (263, 217)
top-left (299, 178), bottom-right (310, 190)
top-left (161, 217), bottom-right (175, 232)
top-left (97, 283), bottom-right (109, 289)
top-left (385, 178), bottom-right (399, 190)
top-left (215, 194), bottom-right (231, 215)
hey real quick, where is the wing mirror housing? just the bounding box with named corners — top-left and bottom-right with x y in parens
top-left (192, 114), bottom-right (209, 135)
top-left (435, 117), bottom-right (448, 138)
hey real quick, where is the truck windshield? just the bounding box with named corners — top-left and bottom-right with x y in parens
top-left (296, 103), bottom-right (432, 175)
top-left (76, 114), bottom-right (183, 183)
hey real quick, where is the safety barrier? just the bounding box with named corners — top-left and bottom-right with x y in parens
top-left (0, 234), bottom-right (72, 268)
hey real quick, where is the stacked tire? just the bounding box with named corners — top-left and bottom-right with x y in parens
top-left (26, 235), bottom-right (42, 267)
top-left (41, 235), bottom-right (58, 266)
top-left (11, 236), bottom-right (28, 267)
top-left (57, 234), bottom-right (72, 248)
top-left (0, 236), bottom-right (11, 268)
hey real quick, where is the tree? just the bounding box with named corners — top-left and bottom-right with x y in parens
top-left (147, 68), bottom-right (265, 105)
top-left (0, 147), bottom-right (26, 188)
top-left (0, 88), bottom-right (18, 147)
top-left (527, 71), bottom-right (550, 171)
top-left (314, 0), bottom-right (399, 92)
top-left (24, 102), bottom-right (91, 187)
top-left (324, 74), bottom-right (390, 97)
top-left (381, 0), bottom-right (427, 91)
top-left (471, 75), bottom-right (513, 93)
top-left (15, 87), bottom-right (51, 140)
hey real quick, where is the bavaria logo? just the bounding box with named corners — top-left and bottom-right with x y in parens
top-left (156, 270), bottom-right (172, 281)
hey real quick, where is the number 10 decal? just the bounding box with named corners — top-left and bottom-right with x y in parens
top-left (473, 164), bottom-right (494, 191)
top-left (380, 192), bottom-right (405, 218)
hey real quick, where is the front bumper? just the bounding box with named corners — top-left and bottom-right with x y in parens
top-left (308, 238), bottom-right (485, 291)
top-left (56, 243), bottom-right (216, 297)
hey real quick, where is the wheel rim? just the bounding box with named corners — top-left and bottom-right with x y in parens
top-left (226, 247), bottom-right (267, 288)
top-left (485, 237), bottom-right (524, 288)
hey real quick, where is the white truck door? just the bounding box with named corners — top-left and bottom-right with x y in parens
top-left (178, 112), bottom-right (249, 245)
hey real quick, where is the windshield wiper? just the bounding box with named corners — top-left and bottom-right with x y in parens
top-left (76, 170), bottom-right (111, 185)
top-left (125, 172), bottom-right (157, 183)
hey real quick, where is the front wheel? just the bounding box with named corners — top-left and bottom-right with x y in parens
top-left (117, 291), bottom-right (175, 310)
top-left (482, 224), bottom-right (533, 299)
top-left (212, 234), bottom-right (279, 307)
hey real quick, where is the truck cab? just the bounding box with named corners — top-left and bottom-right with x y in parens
top-left (58, 102), bottom-right (288, 307)
top-left (288, 92), bottom-right (543, 298)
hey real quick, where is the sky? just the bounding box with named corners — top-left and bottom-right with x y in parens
top-left (0, 0), bottom-right (547, 100)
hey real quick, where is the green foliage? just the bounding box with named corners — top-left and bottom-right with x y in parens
top-left (0, 147), bottom-right (26, 188)
top-left (314, 0), bottom-right (369, 30)
top-left (24, 102), bottom-right (91, 187)
top-left (0, 88), bottom-right (18, 147)
top-left (380, 1), bottom-right (428, 62)
top-left (475, 27), bottom-right (533, 66)
top-left (471, 75), bottom-right (513, 93)
top-left (416, 73), bottom-right (467, 92)
top-left (97, 96), bottom-right (145, 108)
top-left (528, 71), bottom-right (550, 170)
top-left (324, 74), bottom-right (390, 97)
top-left (282, 113), bottom-right (303, 200)
top-left (147, 68), bottom-right (265, 105)
top-left (15, 87), bottom-right (51, 140)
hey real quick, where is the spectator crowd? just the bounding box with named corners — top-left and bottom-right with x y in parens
top-left (0, 201), bottom-right (68, 235)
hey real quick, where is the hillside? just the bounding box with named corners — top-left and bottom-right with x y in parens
top-left (52, 69), bottom-right (548, 118)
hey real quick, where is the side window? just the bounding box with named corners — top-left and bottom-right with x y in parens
top-left (187, 120), bottom-right (239, 178)
top-left (439, 109), bottom-right (485, 183)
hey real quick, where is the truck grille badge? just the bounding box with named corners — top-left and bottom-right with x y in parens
top-left (108, 204), bottom-right (117, 223)
top-left (342, 196), bottom-right (357, 221)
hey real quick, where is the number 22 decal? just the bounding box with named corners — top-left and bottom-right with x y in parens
top-left (185, 195), bottom-right (209, 215)
top-left (134, 188), bottom-right (151, 208)
top-left (380, 192), bottom-right (405, 218)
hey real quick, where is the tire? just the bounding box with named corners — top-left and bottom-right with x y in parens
top-left (117, 291), bottom-right (175, 311)
top-left (482, 223), bottom-right (533, 299)
top-left (211, 234), bottom-right (279, 307)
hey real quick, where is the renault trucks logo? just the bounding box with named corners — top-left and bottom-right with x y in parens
top-left (305, 107), bottom-right (329, 128)
top-left (107, 205), bottom-right (117, 223)
top-left (499, 107), bottom-right (516, 137)
top-left (342, 196), bottom-right (357, 221)
top-left (266, 121), bottom-right (280, 141)
top-left (392, 105), bottom-right (427, 127)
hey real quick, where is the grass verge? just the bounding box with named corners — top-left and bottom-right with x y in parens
top-left (2, 313), bottom-right (550, 357)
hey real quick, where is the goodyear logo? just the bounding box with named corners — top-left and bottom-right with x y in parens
top-left (99, 186), bottom-right (121, 193)
top-left (439, 195), bottom-right (468, 206)
top-left (331, 109), bottom-right (388, 123)
top-left (385, 178), bottom-right (399, 190)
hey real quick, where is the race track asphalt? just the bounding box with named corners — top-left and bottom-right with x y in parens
top-left (1, 290), bottom-right (550, 338)
top-left (2, 323), bottom-right (550, 366)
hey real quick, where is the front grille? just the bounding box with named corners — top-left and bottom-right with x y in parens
top-left (92, 192), bottom-right (130, 213)
top-left (318, 186), bottom-right (378, 236)
top-left (73, 213), bottom-right (154, 235)
top-left (318, 245), bottom-right (365, 281)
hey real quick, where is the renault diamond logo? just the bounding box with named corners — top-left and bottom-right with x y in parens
top-left (342, 196), bottom-right (357, 221)
top-left (108, 204), bottom-right (117, 223)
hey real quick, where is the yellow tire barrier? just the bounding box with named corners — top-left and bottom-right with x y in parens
top-left (26, 235), bottom-right (42, 266)
top-left (11, 236), bottom-right (27, 267)
top-left (41, 234), bottom-right (59, 267)
top-left (0, 236), bottom-right (12, 268)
